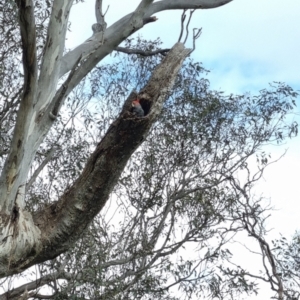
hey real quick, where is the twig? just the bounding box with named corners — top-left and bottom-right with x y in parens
top-left (26, 147), bottom-right (57, 192)
top-left (183, 9), bottom-right (195, 44)
top-left (192, 27), bottom-right (202, 52)
top-left (178, 9), bottom-right (187, 42)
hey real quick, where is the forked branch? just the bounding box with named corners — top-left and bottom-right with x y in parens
top-left (92, 0), bottom-right (108, 35)
top-left (178, 9), bottom-right (196, 44)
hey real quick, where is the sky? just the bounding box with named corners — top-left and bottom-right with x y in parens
top-left (68, 0), bottom-right (300, 94)
top-left (66, 1), bottom-right (300, 298)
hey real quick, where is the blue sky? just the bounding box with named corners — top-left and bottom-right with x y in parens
top-left (69, 0), bottom-right (300, 93)
top-left (67, 1), bottom-right (300, 298)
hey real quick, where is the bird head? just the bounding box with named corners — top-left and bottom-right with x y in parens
top-left (132, 99), bottom-right (141, 107)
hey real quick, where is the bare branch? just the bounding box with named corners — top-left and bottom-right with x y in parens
top-left (92, 0), bottom-right (108, 36)
top-left (229, 176), bottom-right (285, 300)
top-left (178, 9), bottom-right (187, 42)
top-left (0, 271), bottom-right (66, 300)
top-left (95, 0), bottom-right (107, 23)
top-left (59, 0), bottom-right (231, 78)
top-left (183, 9), bottom-right (196, 44)
top-left (115, 46), bottom-right (170, 56)
top-left (0, 87), bottom-right (22, 123)
top-left (26, 147), bottom-right (57, 192)
top-left (193, 27), bottom-right (202, 51)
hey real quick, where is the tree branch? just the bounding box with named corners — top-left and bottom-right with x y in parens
top-left (178, 9), bottom-right (187, 42)
top-left (26, 147), bottom-right (57, 193)
top-left (0, 271), bottom-right (67, 300)
top-left (92, 0), bottom-right (108, 36)
top-left (15, 0), bottom-right (37, 99)
top-left (59, 0), bottom-right (231, 78)
top-left (115, 46), bottom-right (170, 56)
top-left (230, 176), bottom-right (285, 299)
top-left (143, 15), bottom-right (158, 24)
top-left (30, 42), bottom-right (191, 269)
top-left (95, 0), bottom-right (106, 23)
top-left (37, 0), bottom-right (74, 110)
top-left (149, 0), bottom-right (232, 11)
top-left (0, 0), bottom-right (38, 211)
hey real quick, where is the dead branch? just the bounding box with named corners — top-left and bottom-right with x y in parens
top-left (178, 9), bottom-right (187, 42)
top-left (115, 46), bottom-right (170, 57)
top-left (183, 9), bottom-right (196, 44)
top-left (193, 27), bottom-right (202, 51)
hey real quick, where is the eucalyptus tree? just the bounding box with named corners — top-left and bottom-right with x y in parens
top-left (0, 0), bottom-right (232, 276)
top-left (1, 36), bottom-right (298, 299)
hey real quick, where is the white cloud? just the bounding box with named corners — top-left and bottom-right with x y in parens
top-left (190, 0), bottom-right (300, 91)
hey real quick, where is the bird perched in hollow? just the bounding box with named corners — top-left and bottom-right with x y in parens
top-left (131, 99), bottom-right (145, 117)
